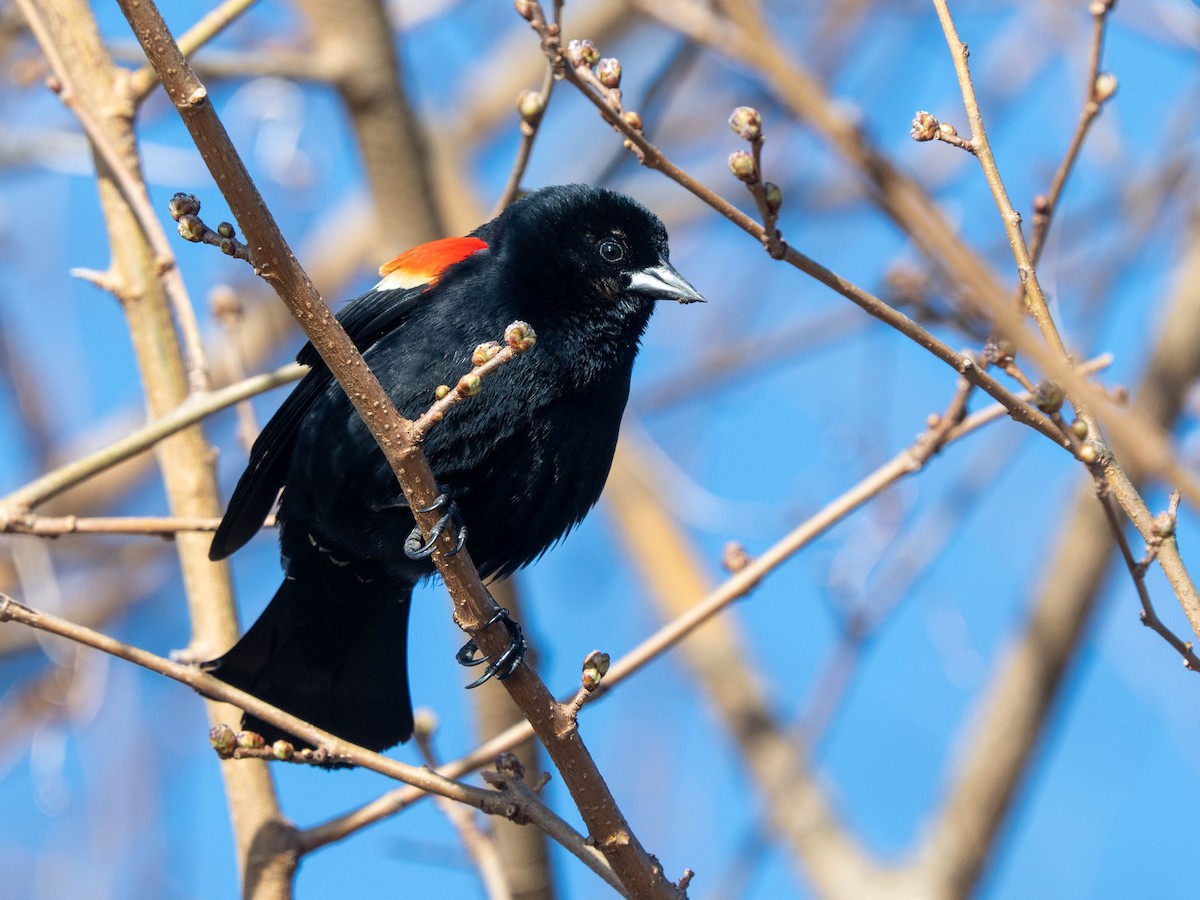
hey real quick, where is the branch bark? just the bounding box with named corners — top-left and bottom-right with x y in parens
top-left (15, 0), bottom-right (294, 895)
top-left (115, 2), bottom-right (682, 895)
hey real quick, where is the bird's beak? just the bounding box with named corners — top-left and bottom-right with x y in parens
top-left (628, 260), bottom-right (706, 305)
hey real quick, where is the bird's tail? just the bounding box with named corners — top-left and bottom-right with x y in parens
top-left (203, 562), bottom-right (414, 753)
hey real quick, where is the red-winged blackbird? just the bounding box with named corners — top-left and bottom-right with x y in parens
top-left (204, 184), bottom-right (704, 752)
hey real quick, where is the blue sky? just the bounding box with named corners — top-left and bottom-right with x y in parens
top-left (2, 2), bottom-right (1199, 898)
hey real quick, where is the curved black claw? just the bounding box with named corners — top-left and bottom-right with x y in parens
top-left (404, 492), bottom-right (468, 560)
top-left (457, 607), bottom-right (527, 689)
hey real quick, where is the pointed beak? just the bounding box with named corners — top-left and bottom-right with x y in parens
top-left (627, 260), bottom-right (706, 305)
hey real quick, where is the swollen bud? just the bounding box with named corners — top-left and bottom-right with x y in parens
top-left (176, 214), bottom-right (205, 242)
top-left (728, 150), bottom-right (756, 183)
top-left (236, 730), bottom-right (265, 750)
top-left (581, 650), bottom-right (610, 690)
top-left (272, 740), bottom-right (294, 761)
top-left (473, 341), bottom-right (501, 366)
top-left (209, 724), bottom-right (237, 756)
top-left (983, 337), bottom-right (1016, 368)
top-left (504, 320), bottom-right (537, 352)
top-left (495, 751), bottom-right (526, 780)
top-left (565, 39), bottom-right (600, 68)
top-left (596, 58), bottom-right (622, 89)
top-left (217, 221), bottom-right (235, 238)
top-left (910, 110), bottom-right (939, 142)
top-left (516, 89), bottom-right (545, 125)
top-left (622, 110), bottom-right (644, 132)
top-left (168, 192), bottom-right (201, 220)
top-left (1152, 511), bottom-right (1176, 538)
top-left (458, 373), bottom-right (483, 396)
top-left (514, 0), bottom-right (534, 20)
top-left (435, 384), bottom-right (451, 400)
top-left (762, 181), bottom-right (782, 214)
top-left (1093, 72), bottom-right (1118, 103)
top-left (1034, 380), bottom-right (1064, 414)
top-left (728, 106), bottom-right (763, 142)
top-left (1071, 419), bottom-right (1089, 439)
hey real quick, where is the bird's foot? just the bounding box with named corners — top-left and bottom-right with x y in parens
top-left (404, 491), bottom-right (467, 560)
top-left (457, 606), bottom-right (527, 688)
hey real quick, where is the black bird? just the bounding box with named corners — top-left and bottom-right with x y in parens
top-left (204, 184), bottom-right (704, 752)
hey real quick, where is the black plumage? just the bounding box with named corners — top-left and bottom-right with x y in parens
top-left (204, 184), bottom-right (703, 751)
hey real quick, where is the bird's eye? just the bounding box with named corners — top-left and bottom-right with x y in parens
top-left (598, 239), bottom-right (624, 262)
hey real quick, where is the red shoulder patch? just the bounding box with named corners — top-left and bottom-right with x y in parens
top-left (376, 236), bottom-right (488, 291)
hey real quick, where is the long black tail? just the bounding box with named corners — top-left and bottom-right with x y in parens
top-left (203, 563), bottom-right (414, 753)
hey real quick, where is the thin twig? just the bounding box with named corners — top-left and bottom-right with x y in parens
top-left (129, 0), bottom-right (262, 103)
top-left (0, 593), bottom-right (506, 799)
top-left (0, 362), bottom-right (305, 516)
top-left (117, 3), bottom-right (680, 893)
top-left (519, 2), bottom-right (1074, 452)
top-left (523, 0), bottom-right (1200, 626)
top-left (929, 0), bottom-right (1066, 359)
top-left (296, 355), bottom-right (1112, 849)
top-left (1028, 1), bottom-right (1116, 264)
top-left (414, 724), bottom-right (515, 900)
top-left (492, 1), bottom-right (562, 216)
top-left (18, 0), bottom-right (212, 393)
top-left (1096, 489), bottom-right (1199, 670)
top-left (1, 513), bottom-right (274, 536)
top-left (411, 326), bottom-right (535, 438)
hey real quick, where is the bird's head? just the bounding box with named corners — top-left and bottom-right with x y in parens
top-left (484, 184), bottom-right (705, 325)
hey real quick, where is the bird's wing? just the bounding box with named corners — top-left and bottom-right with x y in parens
top-left (209, 237), bottom-right (489, 561)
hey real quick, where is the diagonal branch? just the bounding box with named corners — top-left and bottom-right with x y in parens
top-left (114, 2), bottom-right (682, 895)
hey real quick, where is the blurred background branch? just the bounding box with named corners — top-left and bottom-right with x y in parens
top-left (2, 1), bottom-right (1198, 898)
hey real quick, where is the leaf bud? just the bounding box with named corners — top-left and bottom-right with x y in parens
top-left (1093, 72), bottom-right (1118, 103)
top-left (504, 320), bottom-right (537, 352)
top-left (473, 341), bottom-right (501, 366)
top-left (176, 214), bottom-right (205, 242)
top-left (209, 724), bottom-right (236, 756)
top-left (910, 110), bottom-right (939, 142)
top-left (236, 730), bottom-right (265, 750)
top-left (728, 106), bottom-right (763, 141)
top-left (1152, 511), bottom-right (1176, 538)
top-left (168, 192), bottom-right (201, 220)
top-left (728, 150), bottom-right (756, 183)
top-left (1034, 380), bottom-right (1064, 414)
top-left (565, 39), bottom-right (600, 68)
top-left (516, 89), bottom-right (545, 125)
top-left (762, 181), bottom-right (782, 214)
top-left (596, 57), bottom-right (622, 89)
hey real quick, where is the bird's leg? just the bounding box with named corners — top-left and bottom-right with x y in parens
top-left (404, 489), bottom-right (468, 559)
top-left (457, 605), bottom-right (527, 688)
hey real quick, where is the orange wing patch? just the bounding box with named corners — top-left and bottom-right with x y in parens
top-left (376, 237), bottom-right (488, 291)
